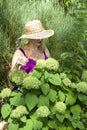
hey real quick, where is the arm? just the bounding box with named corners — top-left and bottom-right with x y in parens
top-left (9, 49), bottom-right (28, 77)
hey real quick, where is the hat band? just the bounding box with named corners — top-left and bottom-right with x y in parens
top-left (26, 28), bottom-right (44, 35)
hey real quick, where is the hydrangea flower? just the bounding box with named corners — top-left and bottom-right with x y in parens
top-left (23, 76), bottom-right (41, 90)
top-left (10, 70), bottom-right (27, 85)
top-left (70, 82), bottom-right (76, 89)
top-left (60, 73), bottom-right (67, 79)
top-left (45, 58), bottom-right (59, 71)
top-left (55, 101), bottom-right (66, 113)
top-left (11, 105), bottom-right (28, 119)
top-left (63, 78), bottom-right (71, 86)
top-left (0, 88), bottom-right (12, 98)
top-left (36, 106), bottom-right (50, 117)
top-left (76, 82), bottom-right (87, 94)
top-left (36, 59), bottom-right (46, 69)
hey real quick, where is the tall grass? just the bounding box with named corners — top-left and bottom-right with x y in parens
top-left (0, 0), bottom-right (74, 56)
top-left (0, 28), bottom-right (11, 87)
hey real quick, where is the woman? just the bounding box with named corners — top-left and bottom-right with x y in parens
top-left (0, 19), bottom-right (54, 130)
top-left (9, 19), bottom-right (54, 76)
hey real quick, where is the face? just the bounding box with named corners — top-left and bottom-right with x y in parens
top-left (30, 39), bottom-right (43, 46)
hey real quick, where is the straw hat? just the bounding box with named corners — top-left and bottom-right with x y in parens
top-left (18, 19), bottom-right (54, 39)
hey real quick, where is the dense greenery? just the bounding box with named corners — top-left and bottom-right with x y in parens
top-left (0, 58), bottom-right (87, 129)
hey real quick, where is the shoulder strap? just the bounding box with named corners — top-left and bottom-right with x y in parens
top-left (19, 48), bottom-right (30, 59)
top-left (19, 48), bottom-right (26, 56)
top-left (43, 51), bottom-right (48, 60)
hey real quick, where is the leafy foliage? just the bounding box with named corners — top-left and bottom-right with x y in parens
top-left (0, 58), bottom-right (87, 129)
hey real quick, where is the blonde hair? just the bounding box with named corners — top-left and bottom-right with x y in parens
top-left (21, 39), bottom-right (46, 52)
top-left (38, 42), bottom-right (46, 52)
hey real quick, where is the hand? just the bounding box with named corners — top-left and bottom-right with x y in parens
top-left (16, 56), bottom-right (28, 66)
top-left (0, 121), bottom-right (8, 130)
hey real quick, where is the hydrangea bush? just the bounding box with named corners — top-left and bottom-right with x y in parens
top-left (0, 58), bottom-right (87, 130)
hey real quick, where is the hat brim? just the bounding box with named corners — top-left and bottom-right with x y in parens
top-left (18, 30), bottom-right (54, 39)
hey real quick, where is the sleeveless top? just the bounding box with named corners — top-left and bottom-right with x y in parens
top-left (12, 48), bottom-right (48, 91)
top-left (19, 48), bottom-right (48, 73)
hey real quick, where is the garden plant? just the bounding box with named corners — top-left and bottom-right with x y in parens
top-left (0, 58), bottom-right (87, 130)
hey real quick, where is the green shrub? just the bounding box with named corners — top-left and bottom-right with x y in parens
top-left (0, 58), bottom-right (87, 129)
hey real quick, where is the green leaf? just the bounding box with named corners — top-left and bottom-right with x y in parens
top-left (20, 116), bottom-right (27, 123)
top-left (24, 119), bottom-right (33, 130)
top-left (26, 93), bottom-right (38, 111)
top-left (72, 121), bottom-right (84, 129)
top-left (65, 92), bottom-right (76, 105)
top-left (56, 113), bottom-right (65, 123)
top-left (10, 92), bottom-right (25, 106)
top-left (61, 52), bottom-right (74, 60)
top-left (47, 89), bottom-right (57, 102)
top-left (44, 71), bottom-right (61, 86)
top-left (38, 95), bottom-right (49, 107)
top-left (48, 73), bottom-right (61, 86)
top-left (42, 127), bottom-right (49, 130)
top-left (19, 128), bottom-right (24, 130)
top-left (59, 125), bottom-right (66, 130)
top-left (24, 119), bottom-right (43, 130)
top-left (70, 104), bottom-right (81, 114)
top-left (65, 114), bottom-right (72, 121)
top-left (72, 114), bottom-right (80, 121)
top-left (8, 123), bottom-right (19, 130)
top-left (11, 91), bottom-right (19, 96)
top-left (78, 93), bottom-right (87, 105)
top-left (40, 83), bottom-right (50, 95)
top-left (32, 119), bottom-right (43, 130)
top-left (30, 112), bottom-right (38, 119)
top-left (8, 118), bottom-right (13, 123)
top-left (44, 71), bottom-right (50, 79)
top-left (58, 90), bottom-right (65, 102)
top-left (77, 121), bottom-right (84, 129)
top-left (66, 126), bottom-right (73, 130)
top-left (30, 70), bottom-right (42, 79)
top-left (71, 122), bottom-right (77, 129)
top-left (1, 103), bottom-right (11, 119)
top-left (48, 120), bottom-right (58, 129)
top-left (39, 75), bottom-right (45, 84)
